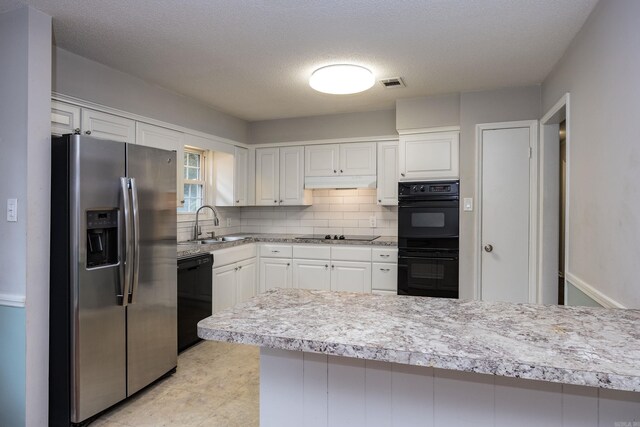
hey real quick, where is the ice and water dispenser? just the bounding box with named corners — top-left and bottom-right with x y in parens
top-left (86, 209), bottom-right (119, 268)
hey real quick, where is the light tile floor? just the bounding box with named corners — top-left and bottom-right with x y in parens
top-left (91, 341), bottom-right (259, 427)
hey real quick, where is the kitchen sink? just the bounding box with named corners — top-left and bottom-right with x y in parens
top-left (179, 236), bottom-right (246, 245)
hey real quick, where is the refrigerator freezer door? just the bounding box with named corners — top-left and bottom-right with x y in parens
top-left (126, 144), bottom-right (178, 395)
top-left (70, 136), bottom-right (127, 423)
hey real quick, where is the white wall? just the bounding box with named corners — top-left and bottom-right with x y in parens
top-left (542, 0), bottom-right (640, 308)
top-left (396, 93), bottom-right (460, 130)
top-left (0, 6), bottom-right (52, 426)
top-left (53, 47), bottom-right (249, 143)
top-left (248, 109), bottom-right (397, 144)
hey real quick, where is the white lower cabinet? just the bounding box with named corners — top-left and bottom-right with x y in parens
top-left (330, 261), bottom-right (372, 293)
top-left (259, 258), bottom-right (292, 292)
top-left (258, 244), bottom-right (397, 295)
top-left (292, 259), bottom-right (331, 290)
top-left (372, 248), bottom-right (398, 294)
top-left (212, 263), bottom-right (237, 312)
top-left (236, 258), bottom-right (257, 304)
top-left (212, 245), bottom-right (258, 313)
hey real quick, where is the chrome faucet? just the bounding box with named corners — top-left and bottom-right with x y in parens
top-left (193, 205), bottom-right (220, 240)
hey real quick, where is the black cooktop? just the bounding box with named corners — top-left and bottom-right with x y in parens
top-left (295, 234), bottom-right (380, 242)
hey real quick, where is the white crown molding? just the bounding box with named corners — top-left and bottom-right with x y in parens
top-left (397, 126), bottom-right (460, 135)
top-left (565, 271), bottom-right (625, 309)
top-left (0, 293), bottom-right (26, 308)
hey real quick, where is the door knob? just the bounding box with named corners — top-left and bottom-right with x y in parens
top-left (484, 244), bottom-right (493, 253)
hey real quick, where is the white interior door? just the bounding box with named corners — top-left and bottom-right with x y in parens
top-left (480, 126), bottom-right (533, 303)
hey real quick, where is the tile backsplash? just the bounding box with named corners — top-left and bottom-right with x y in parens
top-left (177, 189), bottom-right (397, 241)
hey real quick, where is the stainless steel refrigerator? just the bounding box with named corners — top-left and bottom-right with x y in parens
top-left (50, 134), bottom-right (177, 426)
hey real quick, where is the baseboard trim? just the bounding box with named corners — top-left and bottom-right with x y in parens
top-left (565, 272), bottom-right (625, 309)
top-left (0, 293), bottom-right (26, 308)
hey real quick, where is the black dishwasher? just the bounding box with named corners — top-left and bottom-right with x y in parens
top-left (177, 254), bottom-right (213, 353)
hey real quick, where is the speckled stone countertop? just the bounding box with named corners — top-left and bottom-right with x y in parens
top-left (177, 233), bottom-right (397, 258)
top-left (198, 288), bottom-right (640, 392)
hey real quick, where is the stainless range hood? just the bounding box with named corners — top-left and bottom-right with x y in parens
top-left (304, 175), bottom-right (377, 189)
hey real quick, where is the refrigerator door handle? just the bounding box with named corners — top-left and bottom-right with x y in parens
top-left (129, 177), bottom-right (140, 304)
top-left (119, 177), bottom-right (132, 306)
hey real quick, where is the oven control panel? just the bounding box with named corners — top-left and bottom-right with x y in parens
top-left (399, 181), bottom-right (459, 197)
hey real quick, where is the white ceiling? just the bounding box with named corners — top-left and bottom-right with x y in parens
top-left (1, 0), bottom-right (598, 121)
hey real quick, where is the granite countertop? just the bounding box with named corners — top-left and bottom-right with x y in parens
top-left (177, 233), bottom-right (397, 258)
top-left (198, 288), bottom-right (640, 392)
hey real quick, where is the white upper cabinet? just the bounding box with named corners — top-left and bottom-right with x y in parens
top-left (256, 146), bottom-right (310, 206)
top-left (234, 146), bottom-right (248, 206)
top-left (377, 141), bottom-right (399, 206)
top-left (399, 131), bottom-right (459, 181)
top-left (339, 142), bottom-right (376, 176)
top-left (81, 108), bottom-right (136, 143)
top-left (279, 146), bottom-right (309, 205)
top-left (136, 122), bottom-right (185, 208)
top-left (305, 143), bottom-right (376, 177)
top-left (51, 101), bottom-right (81, 136)
top-left (305, 144), bottom-right (340, 177)
top-left (50, 102), bottom-right (135, 144)
top-left (255, 147), bottom-right (280, 206)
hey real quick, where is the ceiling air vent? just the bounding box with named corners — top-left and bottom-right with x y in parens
top-left (379, 77), bottom-right (405, 89)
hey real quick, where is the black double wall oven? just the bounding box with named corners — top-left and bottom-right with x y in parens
top-left (398, 181), bottom-right (460, 298)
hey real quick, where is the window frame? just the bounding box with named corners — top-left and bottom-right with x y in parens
top-left (180, 147), bottom-right (207, 213)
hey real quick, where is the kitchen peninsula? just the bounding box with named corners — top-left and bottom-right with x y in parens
top-left (198, 288), bottom-right (640, 426)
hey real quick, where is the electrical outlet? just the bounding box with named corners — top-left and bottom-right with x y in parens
top-left (463, 198), bottom-right (473, 212)
top-left (6, 198), bottom-right (17, 222)
top-left (369, 215), bottom-right (377, 228)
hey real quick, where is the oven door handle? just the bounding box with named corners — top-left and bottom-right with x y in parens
top-left (398, 200), bottom-right (459, 208)
top-left (399, 255), bottom-right (458, 262)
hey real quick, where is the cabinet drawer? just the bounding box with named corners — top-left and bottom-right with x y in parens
top-left (372, 262), bottom-right (397, 291)
top-left (292, 245), bottom-right (331, 260)
top-left (212, 244), bottom-right (257, 267)
top-left (260, 244), bottom-right (293, 258)
top-left (372, 248), bottom-right (398, 263)
top-left (331, 246), bottom-right (371, 262)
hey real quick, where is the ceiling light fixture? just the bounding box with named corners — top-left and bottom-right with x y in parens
top-left (309, 64), bottom-right (375, 95)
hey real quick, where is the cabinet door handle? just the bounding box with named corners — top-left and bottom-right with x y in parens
top-left (379, 254), bottom-right (390, 258)
top-left (85, 130), bottom-right (92, 135)
top-left (74, 128), bottom-right (81, 134)
top-left (279, 200), bottom-right (283, 203)
top-left (333, 170), bottom-right (337, 174)
top-left (236, 200), bottom-right (240, 203)
top-left (380, 268), bottom-right (390, 272)
top-left (378, 199), bottom-right (382, 203)
top-left (340, 169), bottom-right (343, 173)
top-left (234, 267), bottom-right (238, 271)
top-left (238, 265), bottom-right (243, 269)
top-left (272, 250), bottom-right (280, 253)
top-left (325, 264), bottom-right (329, 269)
top-left (331, 265), bottom-right (335, 269)
top-left (400, 172), bottom-right (405, 177)
top-left (287, 263), bottom-right (290, 266)
top-left (274, 200), bottom-right (277, 203)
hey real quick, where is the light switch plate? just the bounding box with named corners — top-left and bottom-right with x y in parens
top-left (463, 198), bottom-right (473, 212)
top-left (7, 198), bottom-right (17, 222)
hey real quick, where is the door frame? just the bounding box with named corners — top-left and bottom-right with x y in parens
top-left (475, 120), bottom-right (539, 303)
top-left (539, 93), bottom-right (570, 305)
